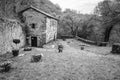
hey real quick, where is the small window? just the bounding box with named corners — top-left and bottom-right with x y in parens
top-left (30, 23), bottom-right (36, 29)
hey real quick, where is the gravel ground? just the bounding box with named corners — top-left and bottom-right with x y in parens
top-left (0, 39), bottom-right (120, 80)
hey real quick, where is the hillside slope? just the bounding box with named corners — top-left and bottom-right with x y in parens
top-left (0, 0), bottom-right (61, 19)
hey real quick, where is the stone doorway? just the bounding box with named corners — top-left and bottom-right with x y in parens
top-left (31, 36), bottom-right (37, 47)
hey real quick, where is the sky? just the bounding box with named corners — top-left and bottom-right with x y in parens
top-left (49, 0), bottom-right (104, 14)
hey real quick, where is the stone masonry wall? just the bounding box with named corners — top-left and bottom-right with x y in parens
top-left (23, 9), bottom-right (46, 36)
top-left (46, 18), bottom-right (57, 43)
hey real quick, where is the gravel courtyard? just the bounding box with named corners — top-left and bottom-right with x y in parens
top-left (0, 39), bottom-right (120, 80)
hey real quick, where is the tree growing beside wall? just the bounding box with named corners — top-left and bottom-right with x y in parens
top-left (94, 0), bottom-right (120, 42)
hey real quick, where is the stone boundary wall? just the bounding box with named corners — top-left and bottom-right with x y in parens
top-left (59, 35), bottom-right (108, 46)
top-left (75, 36), bottom-right (108, 46)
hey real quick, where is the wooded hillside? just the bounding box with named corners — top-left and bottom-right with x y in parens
top-left (0, 0), bottom-right (62, 18)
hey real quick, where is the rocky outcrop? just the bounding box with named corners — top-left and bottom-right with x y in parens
top-left (0, 19), bottom-right (25, 54)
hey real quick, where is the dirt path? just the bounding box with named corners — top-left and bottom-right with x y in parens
top-left (0, 39), bottom-right (120, 80)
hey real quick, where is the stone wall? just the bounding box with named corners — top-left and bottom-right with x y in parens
top-left (0, 19), bottom-right (25, 54)
top-left (46, 18), bottom-right (57, 43)
top-left (23, 9), bottom-right (46, 47)
top-left (23, 9), bottom-right (46, 36)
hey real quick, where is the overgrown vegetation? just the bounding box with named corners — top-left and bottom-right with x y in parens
top-left (59, 0), bottom-right (120, 44)
top-left (94, 0), bottom-right (120, 44)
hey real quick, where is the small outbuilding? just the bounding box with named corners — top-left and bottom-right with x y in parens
top-left (18, 6), bottom-right (58, 47)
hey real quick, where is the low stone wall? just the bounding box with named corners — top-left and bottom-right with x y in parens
top-left (76, 36), bottom-right (108, 46)
top-left (76, 36), bottom-right (96, 45)
top-left (59, 35), bottom-right (74, 39)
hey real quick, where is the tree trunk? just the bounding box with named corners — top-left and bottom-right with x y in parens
top-left (104, 26), bottom-right (113, 42)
